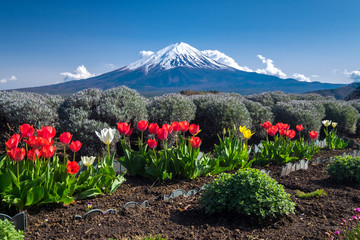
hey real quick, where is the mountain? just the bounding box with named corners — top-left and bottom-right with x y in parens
top-left (308, 82), bottom-right (360, 100)
top-left (15, 42), bottom-right (345, 96)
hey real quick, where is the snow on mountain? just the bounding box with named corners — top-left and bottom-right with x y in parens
top-left (201, 50), bottom-right (253, 72)
top-left (125, 42), bottom-right (232, 74)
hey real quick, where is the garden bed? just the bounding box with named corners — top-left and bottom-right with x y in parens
top-left (17, 147), bottom-right (359, 240)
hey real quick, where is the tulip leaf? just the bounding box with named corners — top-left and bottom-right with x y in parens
top-left (77, 188), bottom-right (103, 200)
top-left (26, 186), bottom-right (44, 206)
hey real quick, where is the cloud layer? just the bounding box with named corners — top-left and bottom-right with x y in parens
top-left (255, 55), bottom-right (287, 79)
top-left (345, 69), bottom-right (360, 82)
top-left (61, 65), bottom-right (95, 81)
top-left (201, 50), bottom-right (252, 72)
top-left (292, 73), bottom-right (311, 82)
top-left (0, 75), bottom-right (17, 84)
top-left (140, 50), bottom-right (154, 58)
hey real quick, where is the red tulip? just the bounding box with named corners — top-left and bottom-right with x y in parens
top-left (59, 132), bottom-right (73, 144)
top-left (278, 129), bottom-right (287, 136)
top-left (261, 121), bottom-right (272, 130)
top-left (162, 124), bottom-right (173, 134)
top-left (190, 136), bottom-right (201, 148)
top-left (25, 136), bottom-right (39, 148)
top-left (189, 124), bottom-right (200, 136)
top-left (67, 161), bottom-right (80, 175)
top-left (148, 123), bottom-right (159, 135)
top-left (19, 124), bottom-right (34, 138)
top-left (137, 120), bottom-right (148, 131)
top-left (7, 148), bottom-right (26, 162)
top-left (5, 134), bottom-right (21, 149)
top-left (309, 131), bottom-right (319, 140)
top-left (125, 128), bottom-right (133, 136)
top-left (179, 121), bottom-right (189, 132)
top-left (296, 124), bottom-right (304, 132)
top-left (117, 122), bottom-right (131, 135)
top-left (282, 124), bottom-right (290, 130)
top-left (157, 128), bottom-right (168, 140)
top-left (276, 123), bottom-right (284, 130)
top-left (267, 126), bottom-right (278, 136)
top-left (171, 122), bottom-right (181, 132)
top-left (38, 137), bottom-right (54, 147)
top-left (286, 130), bottom-right (296, 139)
top-left (147, 139), bottom-right (157, 149)
top-left (70, 141), bottom-right (82, 152)
top-left (37, 126), bottom-right (56, 139)
top-left (27, 148), bottom-right (41, 161)
top-left (41, 145), bottom-right (56, 159)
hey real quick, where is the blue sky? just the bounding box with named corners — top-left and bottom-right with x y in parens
top-left (1, 0), bottom-right (360, 90)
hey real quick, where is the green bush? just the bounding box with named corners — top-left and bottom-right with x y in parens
top-left (322, 100), bottom-right (359, 135)
top-left (0, 219), bottom-right (24, 240)
top-left (200, 168), bottom-right (295, 220)
top-left (350, 100), bottom-right (360, 135)
top-left (288, 93), bottom-right (331, 101)
top-left (273, 100), bottom-right (325, 136)
top-left (147, 93), bottom-right (196, 125)
top-left (191, 94), bottom-right (251, 143)
top-left (328, 156), bottom-right (360, 184)
top-left (246, 91), bottom-right (291, 108)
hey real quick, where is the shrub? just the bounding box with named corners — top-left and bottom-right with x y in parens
top-left (245, 91), bottom-right (291, 108)
top-left (350, 100), bottom-right (360, 135)
top-left (147, 93), bottom-right (196, 125)
top-left (288, 93), bottom-right (332, 101)
top-left (328, 156), bottom-right (360, 184)
top-left (0, 219), bottom-right (24, 240)
top-left (273, 100), bottom-right (325, 136)
top-left (200, 168), bottom-right (295, 220)
top-left (322, 100), bottom-right (359, 135)
top-left (191, 94), bottom-right (251, 144)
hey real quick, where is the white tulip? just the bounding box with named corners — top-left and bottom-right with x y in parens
top-left (322, 120), bottom-right (332, 127)
top-left (95, 128), bottom-right (116, 145)
top-left (81, 156), bottom-right (96, 167)
top-left (332, 122), bottom-right (338, 128)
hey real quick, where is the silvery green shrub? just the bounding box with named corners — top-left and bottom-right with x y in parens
top-left (288, 93), bottom-right (331, 101)
top-left (322, 100), bottom-right (359, 135)
top-left (147, 93), bottom-right (196, 125)
top-left (191, 94), bottom-right (251, 142)
top-left (349, 100), bottom-right (360, 134)
top-left (273, 100), bottom-right (325, 135)
top-left (246, 91), bottom-right (291, 108)
top-left (243, 99), bottom-right (274, 140)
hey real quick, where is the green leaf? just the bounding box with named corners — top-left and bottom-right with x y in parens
top-left (25, 186), bottom-right (44, 206)
top-left (77, 188), bottom-right (103, 200)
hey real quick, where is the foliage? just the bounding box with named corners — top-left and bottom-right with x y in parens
top-left (147, 94), bottom-right (196, 125)
top-left (328, 156), bottom-right (360, 184)
top-left (288, 93), bottom-right (331, 101)
top-left (245, 91), bottom-right (291, 107)
top-left (325, 208), bottom-right (360, 240)
top-left (0, 218), bottom-right (24, 240)
top-left (322, 120), bottom-right (348, 149)
top-left (200, 168), bottom-right (295, 220)
top-left (295, 189), bottom-right (327, 199)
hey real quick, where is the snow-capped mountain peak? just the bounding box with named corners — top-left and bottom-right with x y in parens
top-left (125, 42), bottom-right (231, 74)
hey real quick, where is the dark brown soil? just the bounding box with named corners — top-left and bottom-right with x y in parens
top-left (11, 146), bottom-right (360, 239)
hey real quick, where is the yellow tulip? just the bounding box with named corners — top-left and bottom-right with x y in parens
top-left (332, 122), bottom-right (338, 128)
top-left (243, 129), bottom-right (255, 139)
top-left (239, 125), bottom-right (247, 134)
top-left (322, 120), bottom-right (332, 127)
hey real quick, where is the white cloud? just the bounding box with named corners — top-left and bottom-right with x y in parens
top-left (105, 63), bottom-right (116, 70)
top-left (201, 50), bottom-right (253, 72)
top-left (60, 65), bottom-right (95, 81)
top-left (345, 69), bottom-right (360, 82)
top-left (292, 73), bottom-right (311, 82)
top-left (0, 75), bottom-right (17, 84)
top-left (256, 55), bottom-right (287, 79)
top-left (140, 50), bottom-right (154, 58)
top-left (311, 74), bottom-right (319, 78)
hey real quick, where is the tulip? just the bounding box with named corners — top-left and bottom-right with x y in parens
top-left (282, 124), bottom-right (290, 130)
top-left (171, 121), bottom-right (181, 132)
top-left (261, 121), bottom-right (272, 130)
top-left (37, 126), bottom-right (56, 139)
top-left (25, 136), bottom-right (40, 148)
top-left (162, 124), bottom-right (173, 134)
top-left (81, 156), bottom-right (96, 167)
top-left (243, 129), bottom-right (255, 139)
top-left (189, 124), bottom-right (200, 136)
top-left (7, 148), bottom-right (26, 162)
top-left (309, 131), bottom-right (319, 140)
top-left (38, 137), bottom-right (54, 147)
top-left (19, 124), bottom-right (34, 138)
top-left (5, 134), bottom-right (21, 149)
top-left (157, 128), bottom-right (168, 140)
top-left (332, 122), bottom-right (338, 128)
top-left (148, 123), bottom-right (159, 135)
top-left (27, 148), bottom-right (41, 161)
top-left (296, 124), bottom-right (304, 132)
top-left (286, 130), bottom-right (296, 139)
top-left (279, 129), bottom-right (287, 136)
top-left (67, 161), bottom-right (80, 174)
top-left (147, 139), bottom-right (157, 149)
top-left (239, 126), bottom-right (247, 134)
top-left (41, 145), bottom-right (56, 159)
top-left (117, 122), bottom-right (131, 135)
top-left (267, 126), bottom-right (278, 136)
top-left (59, 132), bottom-right (73, 144)
top-left (322, 120), bottom-right (332, 127)
top-left (137, 120), bottom-right (148, 131)
top-left (179, 121), bottom-right (189, 132)
top-left (95, 128), bottom-right (116, 145)
top-left (125, 128), bottom-right (133, 136)
top-left (190, 136), bottom-right (201, 148)
top-left (276, 123), bottom-right (284, 130)
top-left (70, 141), bottom-right (82, 152)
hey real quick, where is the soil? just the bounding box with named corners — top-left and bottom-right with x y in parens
top-left (7, 145), bottom-right (360, 239)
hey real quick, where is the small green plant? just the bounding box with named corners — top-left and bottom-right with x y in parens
top-left (325, 207), bottom-right (360, 239)
top-left (322, 120), bottom-right (349, 150)
top-left (295, 189), bottom-right (327, 199)
top-left (328, 156), bottom-right (360, 184)
top-left (0, 218), bottom-right (24, 240)
top-left (200, 168), bottom-right (295, 220)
